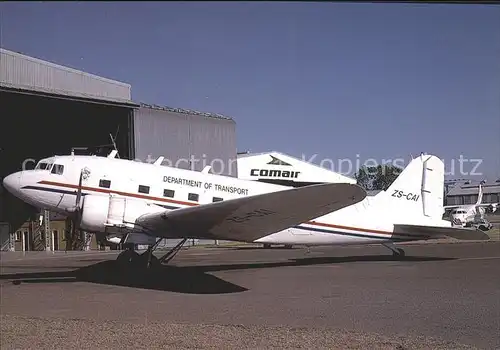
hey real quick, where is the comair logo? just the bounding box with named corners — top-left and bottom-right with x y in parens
top-left (250, 155), bottom-right (301, 178)
top-left (267, 155), bottom-right (291, 166)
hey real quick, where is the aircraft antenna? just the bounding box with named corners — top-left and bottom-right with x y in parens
top-left (109, 131), bottom-right (120, 159)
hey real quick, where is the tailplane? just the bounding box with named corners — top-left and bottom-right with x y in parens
top-left (374, 154), bottom-right (489, 241)
top-left (394, 223), bottom-right (490, 240)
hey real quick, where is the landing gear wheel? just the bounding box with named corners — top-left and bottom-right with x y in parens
top-left (139, 252), bottom-right (161, 270)
top-left (382, 243), bottom-right (406, 259)
top-left (116, 250), bottom-right (140, 267)
top-left (116, 251), bottom-right (161, 270)
top-left (114, 238), bottom-right (187, 270)
top-left (392, 248), bottom-right (406, 259)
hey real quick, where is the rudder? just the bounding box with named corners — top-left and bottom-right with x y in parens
top-left (377, 154), bottom-right (444, 220)
top-left (421, 155), bottom-right (445, 219)
top-left (475, 184), bottom-right (483, 206)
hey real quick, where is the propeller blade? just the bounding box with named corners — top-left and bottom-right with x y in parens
top-left (67, 167), bottom-right (90, 251)
top-left (75, 170), bottom-right (84, 209)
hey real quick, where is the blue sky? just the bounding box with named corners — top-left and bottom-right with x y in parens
top-left (1, 2), bottom-right (499, 180)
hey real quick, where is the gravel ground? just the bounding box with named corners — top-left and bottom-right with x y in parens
top-left (0, 315), bottom-right (477, 350)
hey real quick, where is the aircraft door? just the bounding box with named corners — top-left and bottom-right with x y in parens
top-left (57, 164), bottom-right (91, 211)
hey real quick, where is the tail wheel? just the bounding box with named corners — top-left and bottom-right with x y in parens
top-left (392, 248), bottom-right (406, 258)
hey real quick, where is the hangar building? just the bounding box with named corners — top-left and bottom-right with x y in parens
top-left (0, 47), bottom-right (237, 251)
top-left (445, 180), bottom-right (500, 206)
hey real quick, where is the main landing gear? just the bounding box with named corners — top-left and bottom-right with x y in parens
top-left (116, 238), bottom-right (188, 269)
top-left (382, 242), bottom-right (406, 258)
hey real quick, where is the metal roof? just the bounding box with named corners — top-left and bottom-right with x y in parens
top-left (1, 47), bottom-right (134, 106)
top-left (0, 48), bottom-right (236, 115)
top-left (139, 103), bottom-right (234, 121)
top-left (0, 48), bottom-right (131, 86)
top-left (447, 182), bottom-right (500, 196)
top-left (0, 81), bottom-right (139, 108)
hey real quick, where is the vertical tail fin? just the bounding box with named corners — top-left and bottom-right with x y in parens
top-left (475, 184), bottom-right (483, 206)
top-left (375, 154), bottom-right (445, 221)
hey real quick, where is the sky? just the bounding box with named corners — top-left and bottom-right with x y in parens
top-left (1, 2), bottom-right (499, 181)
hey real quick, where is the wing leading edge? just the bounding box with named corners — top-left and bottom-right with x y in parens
top-left (136, 183), bottom-right (366, 242)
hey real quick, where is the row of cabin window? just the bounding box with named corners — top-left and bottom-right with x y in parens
top-left (98, 179), bottom-right (224, 203)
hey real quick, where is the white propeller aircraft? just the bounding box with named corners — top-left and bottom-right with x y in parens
top-left (444, 184), bottom-right (498, 228)
top-left (2, 151), bottom-right (488, 268)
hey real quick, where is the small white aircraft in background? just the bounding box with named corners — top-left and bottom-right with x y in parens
top-left (2, 151), bottom-right (488, 269)
top-left (444, 184), bottom-right (498, 230)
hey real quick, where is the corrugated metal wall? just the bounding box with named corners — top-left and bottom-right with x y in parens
top-left (133, 105), bottom-right (238, 177)
top-left (0, 48), bottom-right (131, 101)
top-left (446, 193), bottom-right (500, 206)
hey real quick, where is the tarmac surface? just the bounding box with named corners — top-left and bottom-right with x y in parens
top-left (1, 241), bottom-right (499, 349)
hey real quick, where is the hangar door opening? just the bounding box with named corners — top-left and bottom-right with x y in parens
top-left (0, 89), bottom-right (136, 231)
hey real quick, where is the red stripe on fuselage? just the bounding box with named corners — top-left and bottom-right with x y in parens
top-left (39, 180), bottom-right (196, 207)
top-left (38, 180), bottom-right (395, 236)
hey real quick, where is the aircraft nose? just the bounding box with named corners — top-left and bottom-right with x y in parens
top-left (2, 172), bottom-right (21, 194)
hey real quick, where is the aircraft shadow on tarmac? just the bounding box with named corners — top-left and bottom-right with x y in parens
top-left (0, 254), bottom-right (455, 295)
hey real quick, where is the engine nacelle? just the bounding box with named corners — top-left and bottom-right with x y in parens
top-left (104, 232), bottom-right (158, 246)
top-left (79, 194), bottom-right (165, 235)
top-left (80, 195), bottom-right (110, 233)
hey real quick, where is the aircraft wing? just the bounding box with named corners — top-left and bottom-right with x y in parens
top-left (394, 224), bottom-right (490, 240)
top-left (136, 183), bottom-right (366, 242)
top-left (476, 203), bottom-right (499, 210)
top-left (444, 203), bottom-right (499, 212)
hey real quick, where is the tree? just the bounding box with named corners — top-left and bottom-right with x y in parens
top-left (354, 166), bottom-right (372, 191)
top-left (354, 164), bottom-right (403, 191)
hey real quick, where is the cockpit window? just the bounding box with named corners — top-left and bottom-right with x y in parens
top-left (35, 159), bottom-right (56, 171)
top-left (51, 164), bottom-right (64, 175)
top-left (36, 162), bottom-right (49, 170)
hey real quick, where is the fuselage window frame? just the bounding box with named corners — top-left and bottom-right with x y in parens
top-left (51, 164), bottom-right (65, 175)
top-left (138, 185), bottom-right (150, 194)
top-left (163, 189), bottom-right (175, 198)
top-left (36, 162), bottom-right (48, 170)
top-left (99, 179), bottom-right (111, 189)
top-left (188, 193), bottom-right (199, 202)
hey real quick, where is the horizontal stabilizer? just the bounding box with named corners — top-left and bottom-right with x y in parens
top-left (201, 166), bottom-right (211, 174)
top-left (153, 156), bottom-right (164, 165)
top-left (107, 150), bottom-right (118, 158)
top-left (395, 224), bottom-right (490, 241)
top-left (136, 183), bottom-right (366, 242)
